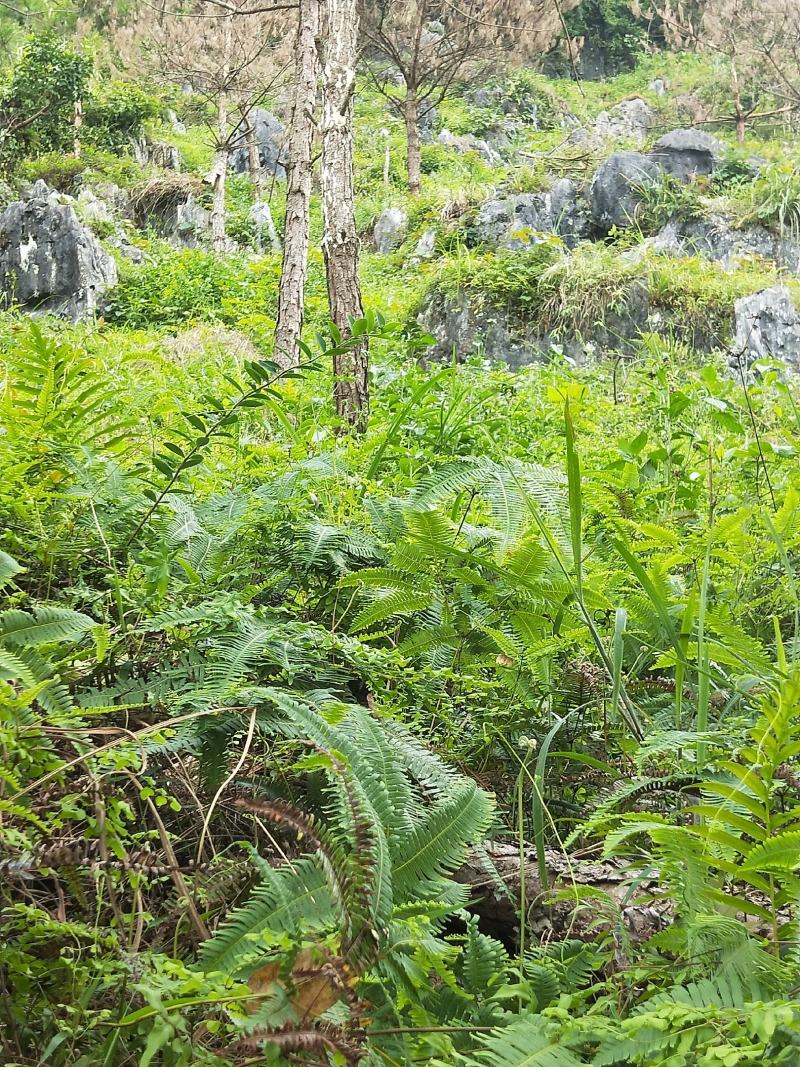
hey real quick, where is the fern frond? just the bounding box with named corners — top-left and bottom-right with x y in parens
top-left (0, 607), bottom-right (95, 647)
top-left (392, 781), bottom-right (493, 894)
top-left (197, 858), bottom-right (333, 976)
top-left (463, 1014), bottom-right (582, 1067)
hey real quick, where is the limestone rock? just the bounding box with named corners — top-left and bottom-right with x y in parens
top-left (594, 98), bottom-right (653, 145)
top-left (418, 105), bottom-right (438, 143)
top-left (590, 151), bottom-right (661, 233)
top-left (734, 287), bottom-right (800, 369)
top-left (649, 129), bottom-right (723, 183)
top-left (652, 214), bottom-right (800, 272)
top-left (570, 98), bottom-right (653, 148)
top-left (418, 275), bottom-right (727, 370)
top-left (0, 185), bottom-right (117, 321)
top-left (437, 129), bottom-right (502, 165)
top-left (75, 188), bottom-right (115, 226)
top-left (166, 108), bottom-right (187, 134)
top-left (469, 181), bottom-right (591, 250)
top-left (373, 207), bottom-right (408, 253)
top-left (132, 136), bottom-right (182, 171)
top-left (230, 108), bottom-right (286, 179)
top-left (418, 289), bottom-right (548, 369)
top-left (549, 178), bottom-right (592, 248)
top-left (413, 228), bottom-right (437, 259)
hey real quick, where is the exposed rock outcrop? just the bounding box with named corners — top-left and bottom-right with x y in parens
top-left (590, 151), bottom-right (661, 233)
top-left (437, 129), bottom-right (502, 165)
top-left (734, 288), bottom-right (800, 369)
top-left (0, 183), bottom-right (117, 321)
top-left (373, 207), bottom-right (408, 253)
top-left (649, 129), bottom-right (723, 183)
top-left (229, 108), bottom-right (287, 179)
top-left (569, 98), bottom-right (653, 148)
top-left (652, 214), bottom-right (800, 272)
top-left (468, 180), bottom-right (591, 250)
top-left (131, 178), bottom-right (210, 248)
top-left (419, 278), bottom-right (729, 368)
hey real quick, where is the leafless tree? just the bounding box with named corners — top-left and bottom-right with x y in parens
top-left (360, 0), bottom-right (572, 194)
top-left (645, 0), bottom-right (800, 141)
top-left (151, 0), bottom-right (289, 251)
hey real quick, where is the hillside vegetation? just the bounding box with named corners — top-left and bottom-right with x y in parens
top-left (4, 6), bottom-right (800, 1066)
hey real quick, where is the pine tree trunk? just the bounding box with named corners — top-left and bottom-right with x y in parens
top-left (321, 0), bottom-right (368, 432)
top-left (211, 96), bottom-right (229, 254)
top-left (274, 0), bottom-right (321, 368)
top-left (405, 92), bottom-right (422, 196)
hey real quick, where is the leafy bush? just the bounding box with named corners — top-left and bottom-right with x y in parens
top-left (83, 80), bottom-right (160, 151)
top-left (0, 31), bottom-right (91, 167)
top-left (17, 146), bottom-right (147, 193)
top-left (740, 162), bottom-right (800, 237)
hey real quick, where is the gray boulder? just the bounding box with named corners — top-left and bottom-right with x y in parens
top-left (569, 98), bottom-right (653, 148)
top-left (418, 289), bottom-right (549, 369)
top-left (590, 151), bottom-right (662, 233)
top-left (734, 288), bottom-right (800, 369)
top-left (594, 98), bottom-right (653, 145)
top-left (413, 228), bottom-right (437, 259)
top-left (418, 274), bottom-right (728, 369)
top-left (134, 185), bottom-right (210, 249)
top-left (469, 181), bottom-right (591, 251)
top-left (652, 214), bottom-right (800, 272)
top-left (373, 207), bottom-right (408, 253)
top-left (418, 105), bottom-right (438, 143)
top-left (549, 178), bottom-right (592, 248)
top-left (437, 129), bottom-right (502, 165)
top-left (230, 108), bottom-right (286, 179)
top-left (649, 129), bottom-right (723, 183)
top-left (132, 136), bottom-right (182, 171)
top-left (0, 186), bottom-right (117, 321)
top-left (469, 195), bottom-right (545, 247)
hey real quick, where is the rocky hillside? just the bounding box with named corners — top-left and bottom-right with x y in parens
top-left (2, 49), bottom-right (799, 382)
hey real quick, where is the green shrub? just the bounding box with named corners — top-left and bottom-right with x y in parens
top-left (105, 246), bottom-right (329, 340)
top-left (83, 81), bottom-right (160, 151)
top-left (0, 32), bottom-right (92, 167)
top-left (17, 148), bottom-right (148, 193)
top-left (16, 152), bottom-right (87, 193)
top-left (739, 162), bottom-right (800, 236)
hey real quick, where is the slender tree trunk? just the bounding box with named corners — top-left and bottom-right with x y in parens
top-left (382, 128), bottom-right (391, 189)
top-left (405, 91), bottom-right (422, 195)
top-left (73, 99), bottom-right (83, 159)
top-left (210, 95), bottom-right (230, 254)
top-left (274, 0), bottom-right (321, 367)
top-left (731, 57), bottom-right (746, 144)
top-left (321, 0), bottom-right (368, 431)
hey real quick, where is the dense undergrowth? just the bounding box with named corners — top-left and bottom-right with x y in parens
top-left (4, 311), bottom-right (800, 1065)
top-left (5, 21), bottom-right (800, 1067)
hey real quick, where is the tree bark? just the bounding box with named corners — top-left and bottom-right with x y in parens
top-left (321, 0), bottom-right (368, 432)
top-left (73, 99), bottom-right (83, 159)
top-left (405, 91), bottom-right (422, 196)
top-left (274, 0), bottom-right (321, 368)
